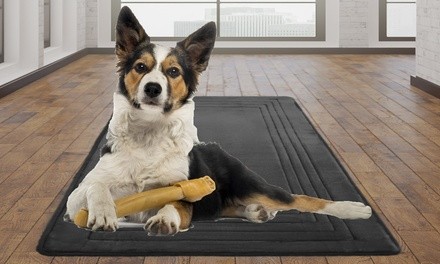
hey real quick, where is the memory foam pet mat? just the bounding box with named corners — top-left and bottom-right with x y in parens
top-left (37, 97), bottom-right (399, 256)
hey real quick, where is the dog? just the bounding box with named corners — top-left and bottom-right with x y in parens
top-left (65, 6), bottom-right (372, 236)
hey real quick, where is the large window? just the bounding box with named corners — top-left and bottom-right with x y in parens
top-left (44, 0), bottom-right (50, 48)
top-left (379, 0), bottom-right (416, 41)
top-left (1, 0), bottom-right (4, 63)
top-left (112, 0), bottom-right (325, 41)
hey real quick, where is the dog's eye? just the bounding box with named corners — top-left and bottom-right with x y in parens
top-left (135, 63), bottom-right (147, 73)
top-left (166, 67), bottom-right (180, 78)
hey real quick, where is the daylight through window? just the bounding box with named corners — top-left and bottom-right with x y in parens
top-left (115, 0), bottom-right (324, 40)
top-left (0, 0), bottom-right (4, 63)
top-left (380, 0), bottom-right (416, 41)
top-left (44, 0), bottom-right (51, 48)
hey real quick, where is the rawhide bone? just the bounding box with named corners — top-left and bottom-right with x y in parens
top-left (74, 176), bottom-right (216, 229)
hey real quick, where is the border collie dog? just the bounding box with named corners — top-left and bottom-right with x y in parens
top-left (65, 7), bottom-right (372, 236)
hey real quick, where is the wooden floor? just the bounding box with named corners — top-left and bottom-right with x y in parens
top-left (0, 53), bottom-right (439, 264)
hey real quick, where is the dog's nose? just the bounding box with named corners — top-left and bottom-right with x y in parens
top-left (144, 82), bottom-right (162, 98)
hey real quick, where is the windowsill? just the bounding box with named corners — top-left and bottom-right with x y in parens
top-left (0, 63), bottom-right (35, 86)
top-left (44, 46), bottom-right (76, 66)
top-left (0, 62), bottom-right (15, 71)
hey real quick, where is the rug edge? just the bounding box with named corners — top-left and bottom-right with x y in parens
top-left (36, 123), bottom-right (109, 256)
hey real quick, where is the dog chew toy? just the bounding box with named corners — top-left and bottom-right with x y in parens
top-left (73, 176), bottom-right (216, 229)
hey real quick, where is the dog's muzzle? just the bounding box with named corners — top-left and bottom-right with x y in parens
top-left (144, 82), bottom-right (162, 98)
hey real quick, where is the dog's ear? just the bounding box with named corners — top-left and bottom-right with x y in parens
top-left (115, 6), bottom-right (149, 67)
top-left (176, 22), bottom-right (216, 74)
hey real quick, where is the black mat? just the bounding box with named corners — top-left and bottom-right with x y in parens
top-left (37, 97), bottom-right (399, 256)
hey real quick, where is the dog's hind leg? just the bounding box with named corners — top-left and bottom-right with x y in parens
top-left (222, 204), bottom-right (277, 223)
top-left (222, 181), bottom-right (372, 221)
top-left (242, 193), bottom-right (372, 220)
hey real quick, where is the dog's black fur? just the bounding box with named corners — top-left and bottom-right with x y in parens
top-left (188, 143), bottom-right (294, 221)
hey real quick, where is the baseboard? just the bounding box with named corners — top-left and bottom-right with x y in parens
top-left (0, 49), bottom-right (89, 98)
top-left (0, 47), bottom-right (415, 99)
top-left (86, 47), bottom-right (115, 54)
top-left (410, 75), bottom-right (440, 99)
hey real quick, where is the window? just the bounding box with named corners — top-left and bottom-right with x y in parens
top-left (0, 0), bottom-right (3, 63)
top-left (379, 0), bottom-right (416, 41)
top-left (112, 0), bottom-right (325, 41)
top-left (44, 0), bottom-right (51, 48)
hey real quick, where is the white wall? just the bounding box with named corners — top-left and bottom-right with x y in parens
top-left (0, 0), bottom-right (88, 85)
top-left (416, 0), bottom-right (440, 86)
top-left (44, 0), bottom-right (83, 65)
top-left (0, 0), bottom-right (41, 84)
top-left (339, 0), bottom-right (369, 47)
top-left (86, 0), bottom-right (98, 47)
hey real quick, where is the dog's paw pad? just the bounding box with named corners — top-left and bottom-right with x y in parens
top-left (63, 213), bottom-right (71, 222)
top-left (145, 215), bottom-right (179, 236)
top-left (244, 204), bottom-right (271, 223)
top-left (87, 207), bottom-right (118, 231)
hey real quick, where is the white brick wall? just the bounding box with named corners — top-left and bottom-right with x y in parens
top-left (86, 0), bottom-right (98, 47)
top-left (416, 0), bottom-right (440, 85)
top-left (339, 0), bottom-right (369, 47)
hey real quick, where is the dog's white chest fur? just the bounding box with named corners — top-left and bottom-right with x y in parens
top-left (87, 93), bottom-right (198, 196)
top-left (65, 93), bottom-right (199, 224)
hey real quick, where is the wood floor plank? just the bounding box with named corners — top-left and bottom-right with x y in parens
top-left (222, 56), bottom-right (242, 96)
top-left (144, 257), bottom-right (190, 264)
top-left (4, 213), bottom-right (54, 264)
top-left (0, 107), bottom-right (63, 145)
top-left (235, 56), bottom-right (259, 96)
top-left (281, 257), bottom-right (328, 264)
top-left (0, 231), bottom-right (27, 263)
top-left (326, 256), bottom-right (374, 264)
top-left (206, 56), bottom-right (224, 96)
top-left (191, 257), bottom-right (235, 264)
top-left (0, 78), bottom-right (109, 184)
top-left (52, 257), bottom-right (100, 264)
top-left (399, 231), bottom-right (440, 264)
top-left (371, 241), bottom-right (419, 264)
top-left (0, 85), bottom-right (115, 216)
top-left (236, 257), bottom-right (281, 264)
top-left (97, 257), bottom-right (145, 264)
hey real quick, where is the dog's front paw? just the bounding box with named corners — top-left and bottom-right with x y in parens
top-left (144, 205), bottom-right (181, 236)
top-left (87, 205), bottom-right (118, 231)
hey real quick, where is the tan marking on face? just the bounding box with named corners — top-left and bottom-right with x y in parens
top-left (169, 201), bottom-right (193, 230)
top-left (162, 55), bottom-right (188, 109)
top-left (242, 194), bottom-right (330, 213)
top-left (124, 70), bottom-right (142, 100)
top-left (123, 53), bottom-right (156, 101)
top-left (139, 53), bottom-right (155, 70)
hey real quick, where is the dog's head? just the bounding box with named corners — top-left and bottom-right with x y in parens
top-left (115, 6), bottom-right (216, 115)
